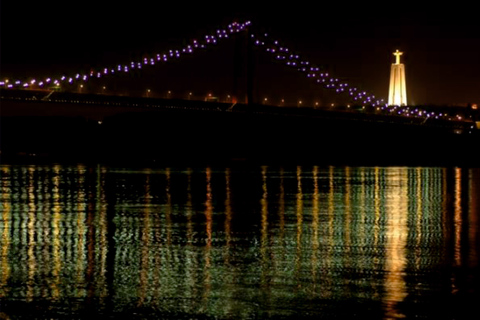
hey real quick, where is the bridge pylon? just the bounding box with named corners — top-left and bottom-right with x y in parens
top-left (232, 25), bottom-right (254, 105)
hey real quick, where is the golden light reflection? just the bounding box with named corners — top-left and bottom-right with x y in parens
top-left (260, 166), bottom-right (268, 255)
top-left (203, 167), bottom-right (213, 303)
top-left (0, 165), bottom-right (473, 319)
top-left (205, 167), bottom-right (213, 248)
top-left (325, 166), bottom-right (335, 298)
top-left (358, 167), bottom-right (366, 271)
top-left (138, 172), bottom-right (151, 307)
top-left (373, 167), bottom-right (381, 278)
top-left (76, 166), bottom-right (87, 299)
top-left (0, 166), bottom-right (11, 298)
top-left (184, 167), bottom-right (197, 307)
top-left (344, 166), bottom-right (351, 269)
top-left (260, 166), bottom-right (270, 292)
top-left (454, 167), bottom-right (462, 269)
top-left (383, 168), bottom-right (408, 319)
top-left (295, 166), bottom-right (303, 272)
top-left (96, 166), bottom-right (108, 301)
top-left (414, 167), bottom-right (422, 271)
top-left (311, 166), bottom-right (320, 284)
top-left (51, 166), bottom-right (62, 301)
top-left (26, 167), bottom-right (36, 302)
top-left (223, 167), bottom-right (234, 316)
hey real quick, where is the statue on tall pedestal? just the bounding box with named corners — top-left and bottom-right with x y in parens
top-left (388, 50), bottom-right (407, 106)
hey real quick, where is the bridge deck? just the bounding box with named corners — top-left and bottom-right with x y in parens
top-left (1, 89), bottom-right (478, 166)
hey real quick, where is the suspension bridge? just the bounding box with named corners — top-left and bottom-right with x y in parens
top-left (1, 21), bottom-right (479, 165)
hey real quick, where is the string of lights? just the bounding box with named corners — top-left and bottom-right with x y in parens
top-left (0, 20), bottom-right (471, 122)
top-left (249, 32), bottom-right (384, 106)
top-left (0, 21), bottom-right (250, 91)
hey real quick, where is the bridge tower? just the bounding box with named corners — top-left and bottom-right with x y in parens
top-left (388, 50), bottom-right (407, 106)
top-left (233, 26), bottom-right (254, 105)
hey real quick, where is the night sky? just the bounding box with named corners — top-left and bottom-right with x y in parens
top-left (1, 2), bottom-right (479, 106)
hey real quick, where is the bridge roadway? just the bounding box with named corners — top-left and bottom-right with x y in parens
top-left (1, 89), bottom-right (479, 166)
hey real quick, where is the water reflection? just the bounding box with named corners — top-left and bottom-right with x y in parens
top-left (0, 165), bottom-right (478, 319)
top-left (383, 168), bottom-right (408, 319)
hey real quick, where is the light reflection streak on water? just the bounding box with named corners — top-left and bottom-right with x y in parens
top-left (260, 166), bottom-right (269, 290)
top-left (311, 166), bottom-right (319, 286)
top-left (0, 165), bottom-right (478, 319)
top-left (295, 166), bottom-right (303, 276)
top-left (454, 168), bottom-right (462, 270)
top-left (359, 168), bottom-right (366, 276)
top-left (414, 168), bottom-right (422, 271)
top-left (26, 167), bottom-right (36, 302)
top-left (223, 167), bottom-right (234, 316)
top-left (185, 167), bottom-right (196, 308)
top-left (98, 166), bottom-right (108, 302)
top-left (52, 166), bottom-right (62, 301)
top-left (373, 166), bottom-right (381, 300)
top-left (202, 167), bottom-right (213, 306)
top-left (344, 166), bottom-right (351, 272)
top-left (138, 171), bottom-right (151, 307)
top-left (0, 166), bottom-right (11, 298)
top-left (75, 166), bottom-right (86, 300)
top-left (383, 168), bottom-right (408, 319)
top-left (326, 166), bottom-right (335, 299)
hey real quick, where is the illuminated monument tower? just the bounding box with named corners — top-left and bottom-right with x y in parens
top-left (388, 50), bottom-right (407, 106)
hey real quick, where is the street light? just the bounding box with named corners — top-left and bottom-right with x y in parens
top-left (298, 100), bottom-right (302, 107)
top-left (146, 89), bottom-right (151, 97)
top-left (79, 84), bottom-right (83, 93)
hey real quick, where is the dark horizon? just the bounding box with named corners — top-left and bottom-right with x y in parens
top-left (1, 2), bottom-right (479, 106)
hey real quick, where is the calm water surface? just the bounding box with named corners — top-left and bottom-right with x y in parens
top-left (0, 165), bottom-right (479, 319)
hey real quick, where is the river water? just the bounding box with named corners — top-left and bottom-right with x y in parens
top-left (0, 164), bottom-right (479, 319)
